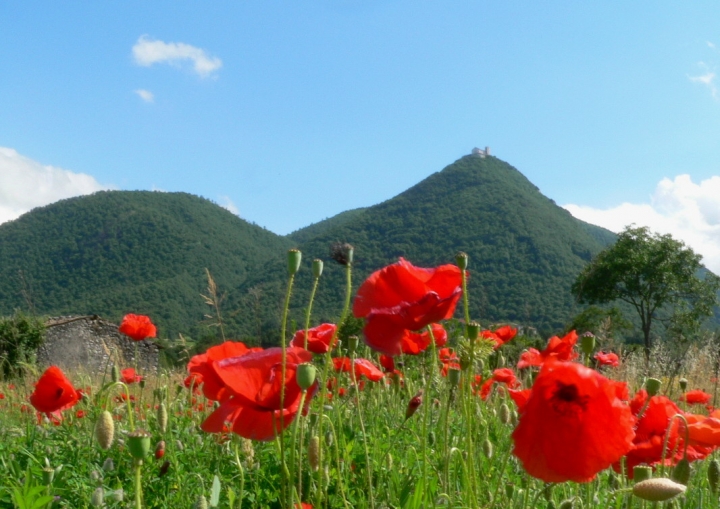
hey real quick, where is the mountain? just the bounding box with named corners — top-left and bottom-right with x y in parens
top-left (228, 154), bottom-right (617, 338)
top-left (0, 191), bottom-right (293, 338)
top-left (0, 153), bottom-right (618, 345)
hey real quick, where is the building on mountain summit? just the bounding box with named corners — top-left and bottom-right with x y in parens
top-left (471, 147), bottom-right (491, 158)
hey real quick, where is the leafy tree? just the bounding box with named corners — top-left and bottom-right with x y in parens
top-left (0, 311), bottom-right (45, 377)
top-left (572, 226), bottom-right (720, 359)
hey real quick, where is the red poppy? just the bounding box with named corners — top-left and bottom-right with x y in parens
top-left (352, 258), bottom-right (462, 356)
top-left (120, 367), bottom-right (143, 385)
top-left (681, 389), bottom-right (712, 405)
top-left (508, 388), bottom-right (531, 413)
top-left (438, 348), bottom-right (460, 376)
top-left (594, 351), bottom-right (620, 367)
top-left (119, 314), bottom-right (157, 341)
top-left (188, 341), bottom-right (263, 401)
top-left (29, 366), bottom-right (81, 417)
top-left (332, 357), bottom-right (384, 382)
top-left (479, 368), bottom-right (520, 400)
top-left (512, 360), bottom-right (635, 483)
top-left (517, 331), bottom-right (579, 369)
top-left (482, 325), bottom-right (518, 349)
top-left (291, 323), bottom-right (338, 354)
top-left (201, 347), bottom-right (316, 441)
top-left (76, 410), bottom-right (87, 418)
top-left (617, 390), bottom-right (682, 477)
top-left (379, 354), bottom-right (395, 372)
top-left (401, 323), bottom-right (448, 355)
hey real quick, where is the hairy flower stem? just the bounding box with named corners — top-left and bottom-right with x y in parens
top-left (279, 271), bottom-right (296, 508)
top-left (350, 353), bottom-right (375, 509)
top-left (233, 443), bottom-right (245, 508)
top-left (303, 275), bottom-right (321, 349)
top-left (290, 391), bottom-right (308, 503)
top-left (314, 261), bottom-right (353, 509)
top-left (133, 459), bottom-right (143, 509)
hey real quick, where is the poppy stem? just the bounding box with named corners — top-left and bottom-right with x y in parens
top-left (232, 442), bottom-right (245, 508)
top-left (280, 262), bottom-right (298, 508)
top-left (303, 274), bottom-right (321, 350)
top-left (290, 391), bottom-right (308, 504)
top-left (349, 354), bottom-right (376, 509)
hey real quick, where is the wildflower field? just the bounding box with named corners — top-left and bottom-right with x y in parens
top-left (2, 249), bottom-right (720, 508)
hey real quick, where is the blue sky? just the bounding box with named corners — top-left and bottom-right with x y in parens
top-left (2, 2), bottom-right (720, 269)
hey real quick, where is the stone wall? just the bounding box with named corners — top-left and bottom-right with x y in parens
top-left (37, 315), bottom-right (160, 374)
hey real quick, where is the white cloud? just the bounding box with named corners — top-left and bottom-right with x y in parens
top-left (132, 35), bottom-right (222, 78)
top-left (218, 196), bottom-right (240, 216)
top-left (689, 61), bottom-right (718, 99)
top-left (0, 148), bottom-right (111, 225)
top-left (135, 89), bottom-right (154, 103)
top-left (564, 174), bottom-right (720, 274)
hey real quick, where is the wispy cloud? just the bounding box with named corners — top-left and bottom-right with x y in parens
top-left (134, 89), bottom-right (154, 103)
top-left (564, 174), bottom-right (720, 274)
top-left (0, 148), bottom-right (112, 225)
top-left (218, 196), bottom-right (240, 216)
top-left (689, 70), bottom-right (718, 98)
top-left (132, 35), bottom-right (222, 78)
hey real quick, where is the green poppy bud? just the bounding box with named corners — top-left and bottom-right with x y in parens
top-left (312, 259), bottom-right (324, 278)
top-left (708, 459), bottom-right (720, 494)
top-left (127, 429), bottom-right (152, 460)
top-left (287, 249), bottom-right (302, 276)
top-left (455, 251), bottom-right (469, 270)
top-left (296, 363), bottom-right (317, 391)
top-left (447, 367), bottom-right (461, 387)
top-left (504, 483), bottom-right (514, 500)
top-left (499, 403), bottom-right (512, 425)
top-left (482, 438), bottom-right (493, 459)
top-left (671, 458), bottom-right (691, 485)
top-left (645, 378), bottom-right (662, 397)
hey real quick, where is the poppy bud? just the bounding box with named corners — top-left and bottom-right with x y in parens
top-left (157, 402), bottom-right (168, 433)
top-left (94, 411), bottom-right (115, 450)
top-left (90, 487), bottom-right (104, 507)
top-left (159, 459), bottom-right (171, 477)
top-left (155, 440), bottom-right (166, 460)
top-left (406, 391), bottom-right (423, 419)
top-left (709, 459), bottom-right (720, 494)
top-left (308, 436), bottom-right (320, 472)
top-left (108, 489), bottom-right (124, 502)
top-left (496, 353), bottom-right (505, 368)
top-left (194, 495), bottom-right (208, 509)
top-left (671, 458), bottom-right (691, 485)
top-left (111, 365), bottom-right (120, 383)
top-left (386, 453), bottom-right (393, 471)
top-left (580, 333), bottom-right (595, 356)
top-left (466, 321), bottom-right (480, 340)
top-left (312, 259), bottom-right (324, 278)
top-left (558, 499), bottom-right (577, 509)
top-left (632, 478), bottom-right (686, 502)
top-left (498, 403), bottom-right (511, 425)
top-left (645, 378), bottom-right (662, 397)
top-left (175, 439), bottom-right (184, 452)
top-left (139, 379), bottom-right (146, 389)
top-left (455, 251), bottom-right (469, 270)
top-left (287, 249), bottom-right (302, 276)
top-left (504, 484), bottom-right (514, 500)
top-left (42, 467), bottom-right (54, 486)
top-left (428, 431), bottom-right (436, 446)
top-left (482, 438), bottom-right (493, 458)
top-left (347, 335), bottom-right (359, 354)
top-left (325, 430), bottom-right (334, 447)
top-left (296, 363), bottom-right (317, 391)
top-left (679, 378), bottom-right (688, 391)
top-left (127, 429), bottom-right (152, 460)
top-left (447, 367), bottom-right (461, 387)
top-left (633, 465), bottom-right (653, 482)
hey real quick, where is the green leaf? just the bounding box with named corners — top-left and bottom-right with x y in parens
top-left (209, 475), bottom-right (221, 507)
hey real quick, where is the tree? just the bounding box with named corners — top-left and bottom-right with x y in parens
top-left (572, 226), bottom-right (720, 359)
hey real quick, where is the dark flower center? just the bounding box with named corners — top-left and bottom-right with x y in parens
top-left (552, 382), bottom-right (589, 415)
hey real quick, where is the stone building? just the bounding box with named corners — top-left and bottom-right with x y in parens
top-left (37, 315), bottom-right (160, 374)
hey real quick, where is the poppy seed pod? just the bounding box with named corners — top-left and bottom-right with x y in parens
top-left (645, 378), bottom-right (662, 397)
top-left (633, 465), bottom-right (653, 482)
top-left (94, 411), bottom-right (115, 450)
top-left (709, 459), bottom-right (720, 494)
top-left (447, 367), bottom-right (461, 387)
top-left (296, 363), bottom-right (317, 391)
top-left (679, 378), bottom-right (688, 391)
top-left (312, 259), bottom-right (324, 278)
top-left (466, 321), bottom-right (480, 341)
top-left (632, 478), bottom-right (686, 502)
top-left (580, 333), bottom-right (596, 356)
top-left (455, 251), bottom-right (469, 270)
top-left (157, 402), bottom-right (168, 433)
top-left (287, 249), bottom-right (302, 276)
top-left (42, 467), bottom-right (54, 486)
top-left (127, 430), bottom-right (152, 460)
